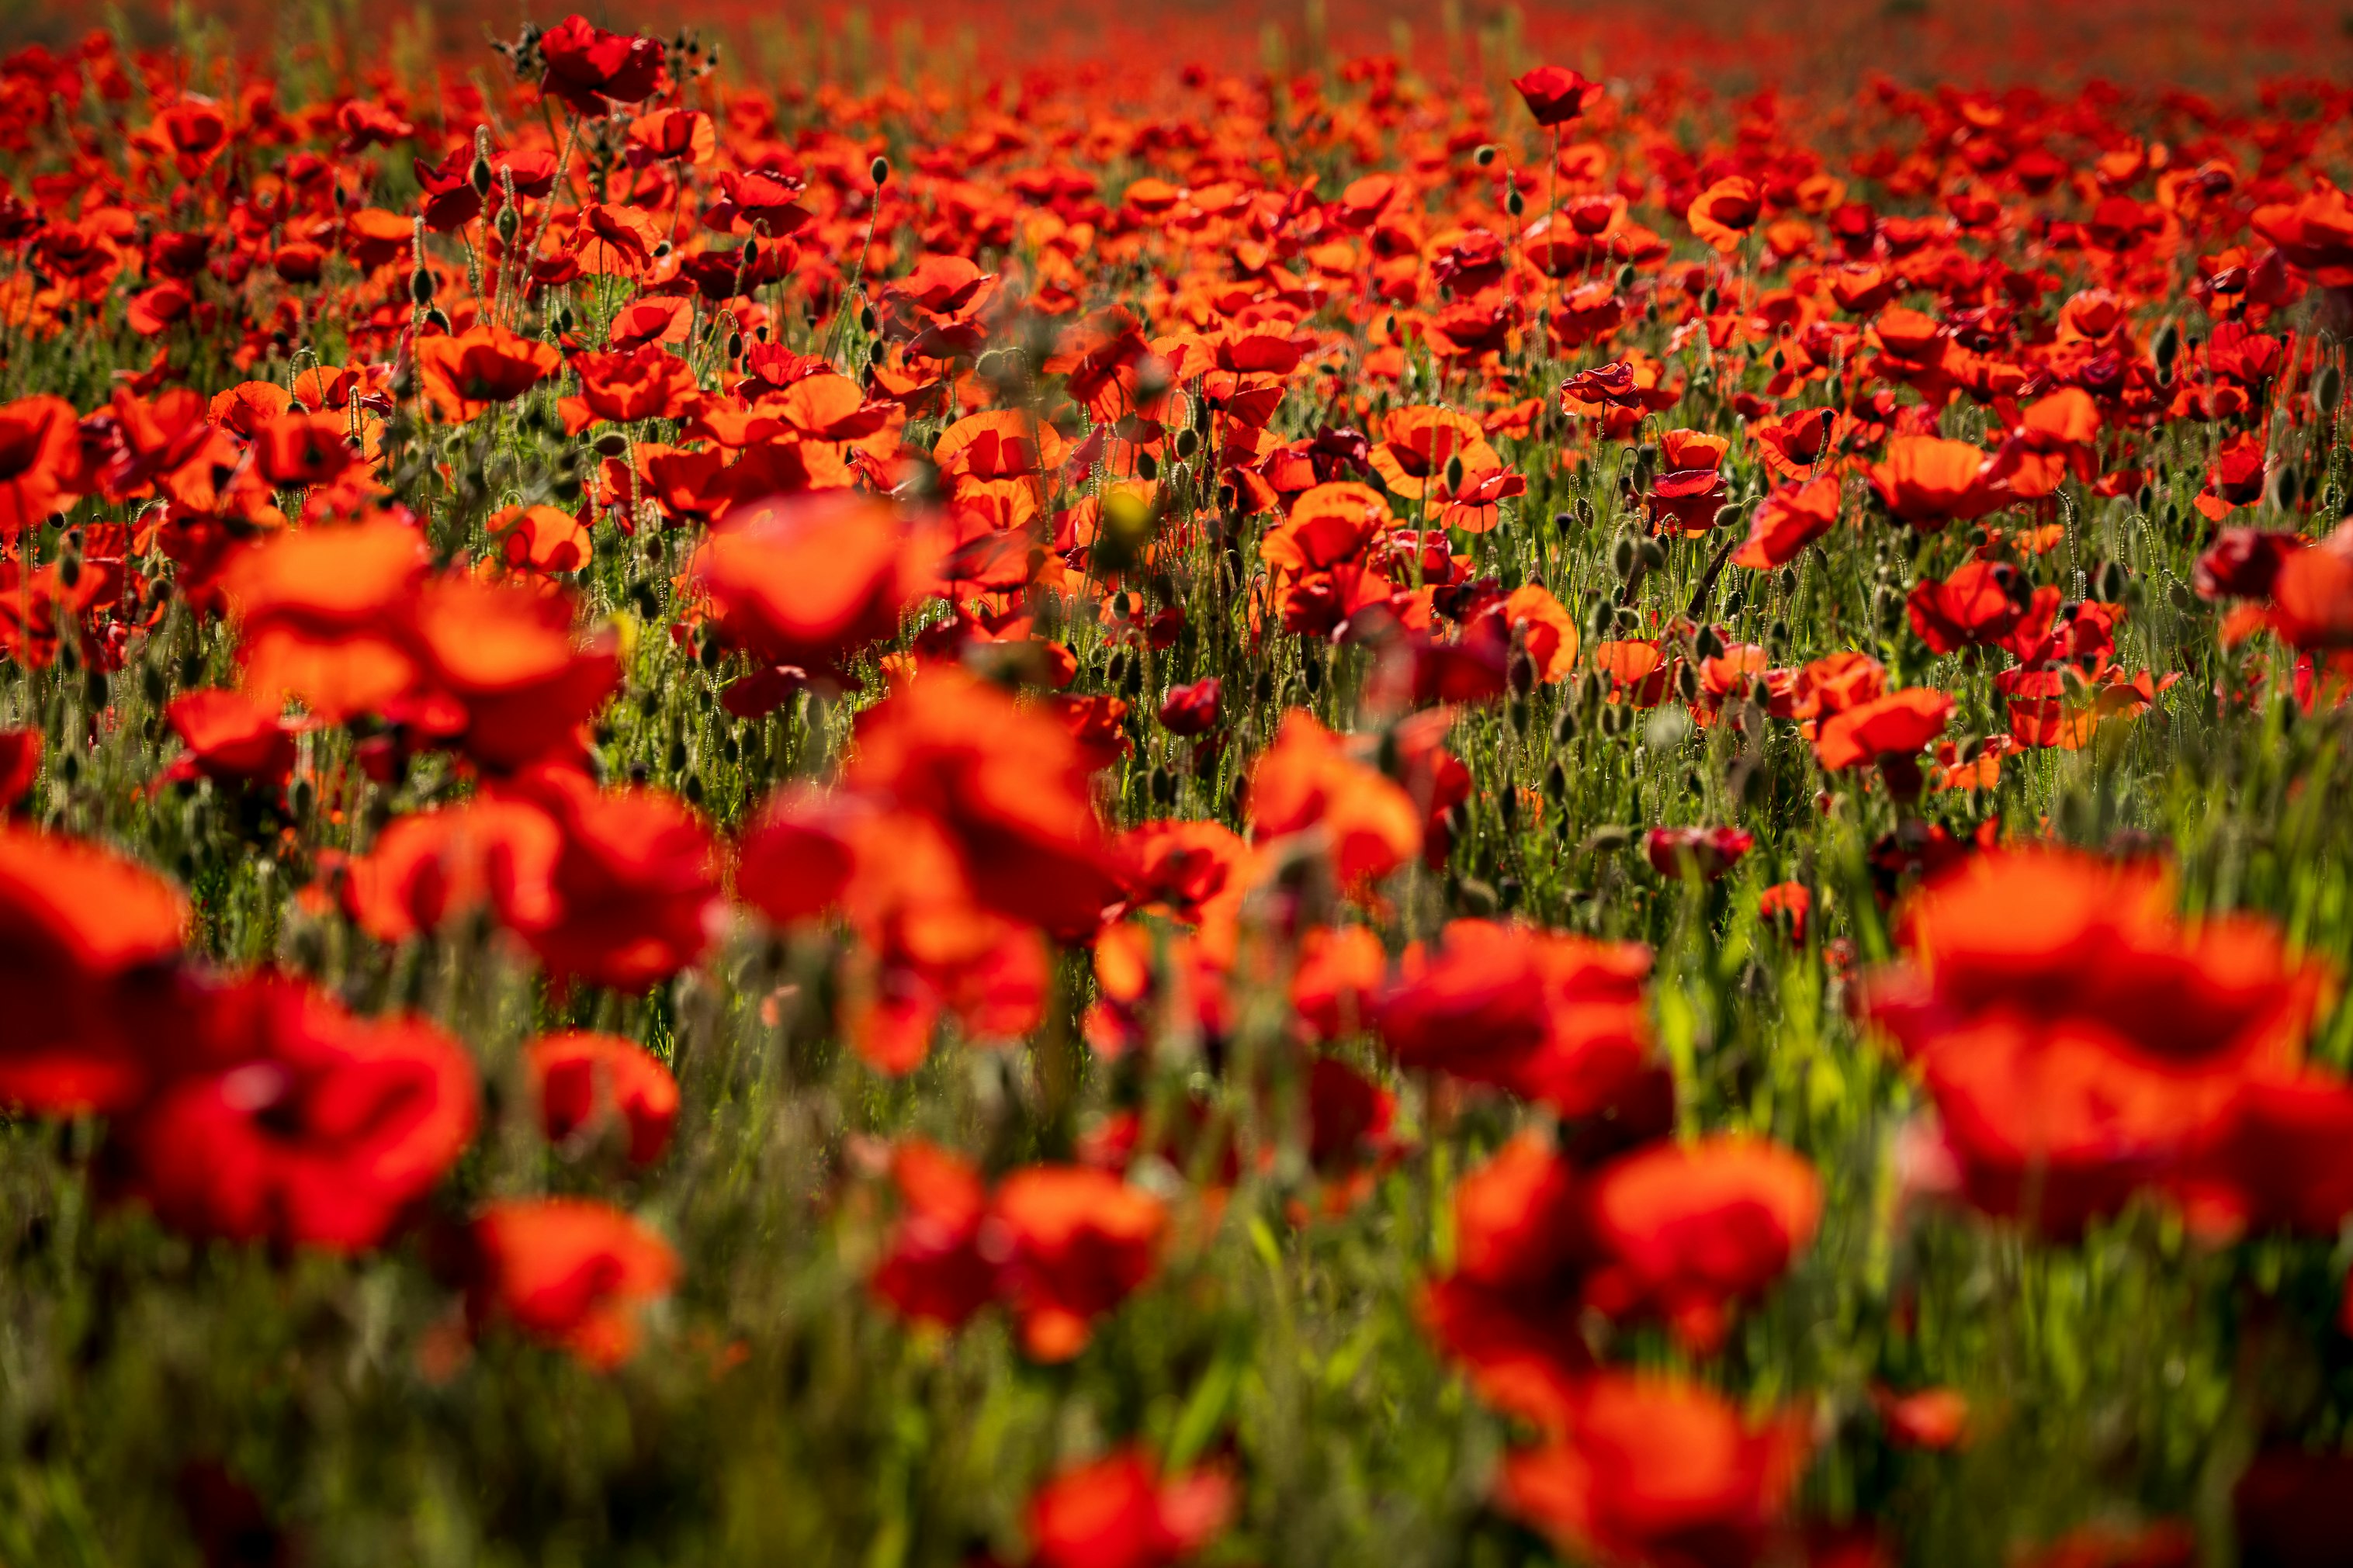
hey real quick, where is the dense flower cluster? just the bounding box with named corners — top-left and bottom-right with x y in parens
top-left (0, 5), bottom-right (2350, 1563)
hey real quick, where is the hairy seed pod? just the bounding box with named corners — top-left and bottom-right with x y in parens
top-left (870, 154), bottom-right (891, 186)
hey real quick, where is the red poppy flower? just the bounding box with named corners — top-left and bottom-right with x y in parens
top-left (122, 978), bottom-right (478, 1251)
top-left (1025, 1449), bottom-right (1233, 1568)
top-left (983, 1165), bottom-right (1166, 1361)
top-left (1867, 436), bottom-right (2003, 529)
top-left (0, 727), bottom-right (37, 814)
top-left (567, 344), bottom-right (697, 427)
top-left (0, 826), bottom-right (189, 1113)
top-left (2268, 523), bottom-right (2353, 649)
top-left (1156, 676), bottom-right (1222, 736)
top-left (165, 689), bottom-right (298, 787)
top-left (1379, 920), bottom-right (1655, 1119)
top-left (406, 578), bottom-right (622, 773)
top-left (845, 672), bottom-right (1122, 940)
top-left (689, 493), bottom-right (926, 677)
top-left (526, 1031), bottom-right (679, 1165)
top-left (1687, 177), bottom-right (1764, 253)
top-left (1496, 1373), bottom-right (1811, 1568)
top-left (1730, 476), bottom-right (1842, 569)
top-left (0, 395), bottom-right (86, 542)
top-left (483, 767), bottom-right (723, 991)
top-left (538, 16), bottom-right (667, 115)
top-left (415, 325), bottom-right (562, 424)
top-left (2194, 528), bottom-right (2299, 602)
top-left (1812, 688), bottom-right (1953, 772)
top-left (1758, 881), bottom-right (1811, 941)
top-left (1512, 65), bottom-right (1604, 127)
top-left (1907, 562), bottom-right (2034, 653)
top-left (870, 1138), bottom-right (996, 1329)
top-left (467, 1198), bottom-right (679, 1369)
top-left (1645, 825), bottom-right (1754, 881)
top-left (487, 504), bottom-right (594, 573)
top-left (1582, 1136), bottom-right (1822, 1351)
top-left (1246, 712), bottom-right (1422, 887)
top-left (1856, 848), bottom-right (2332, 1233)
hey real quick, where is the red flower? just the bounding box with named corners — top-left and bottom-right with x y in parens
top-left (1581, 1136), bottom-right (1822, 1351)
top-left (1812, 688), bottom-right (1953, 772)
top-left (1496, 1373), bottom-right (1811, 1568)
top-left (1378, 919), bottom-right (1655, 1118)
top-left (845, 671), bottom-right (1122, 940)
top-left (0, 395), bottom-right (86, 543)
top-left (1758, 881), bottom-right (1811, 942)
top-left (1687, 177), bottom-right (1764, 253)
top-left (1511, 66), bottom-right (1604, 127)
top-left (1731, 472), bottom-right (1835, 571)
top-left (0, 727), bottom-right (37, 813)
top-left (467, 1198), bottom-right (679, 1369)
top-left (1156, 676), bottom-right (1222, 736)
top-left (416, 325), bottom-right (562, 423)
top-left (251, 410), bottom-right (359, 489)
top-left (1025, 1449), bottom-right (1233, 1568)
top-left (1646, 826), bottom-right (1755, 881)
top-left (0, 827), bottom-right (188, 1113)
top-left (165, 689), bottom-right (298, 788)
top-left (567, 344), bottom-right (697, 425)
top-left (484, 767), bottom-right (723, 992)
top-left (2268, 522), bottom-right (2353, 649)
top-left (525, 1031), bottom-right (679, 1165)
top-left (2194, 528), bottom-right (2299, 602)
top-left (1873, 1386), bottom-right (1971, 1451)
top-left (689, 493), bottom-right (927, 678)
top-left (1856, 849), bottom-right (2332, 1234)
top-left (121, 978), bottom-right (478, 1252)
top-left (1246, 711), bottom-right (1422, 887)
top-left (1866, 436), bottom-right (2003, 529)
top-left (1906, 562), bottom-right (2034, 653)
top-left (406, 578), bottom-right (621, 773)
top-left (870, 1138), bottom-right (996, 1329)
top-left (538, 16), bottom-right (667, 115)
top-left (984, 1165), bottom-right (1167, 1361)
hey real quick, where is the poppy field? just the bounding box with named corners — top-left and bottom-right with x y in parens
top-left (6, 2), bottom-right (2353, 1563)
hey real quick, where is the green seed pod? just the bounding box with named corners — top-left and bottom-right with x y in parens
top-left (1611, 534), bottom-right (1638, 579)
top-left (1506, 189), bottom-right (1525, 216)
top-left (1474, 144), bottom-right (1496, 167)
top-left (2316, 362), bottom-right (2344, 416)
top-left (870, 154), bottom-right (891, 187)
